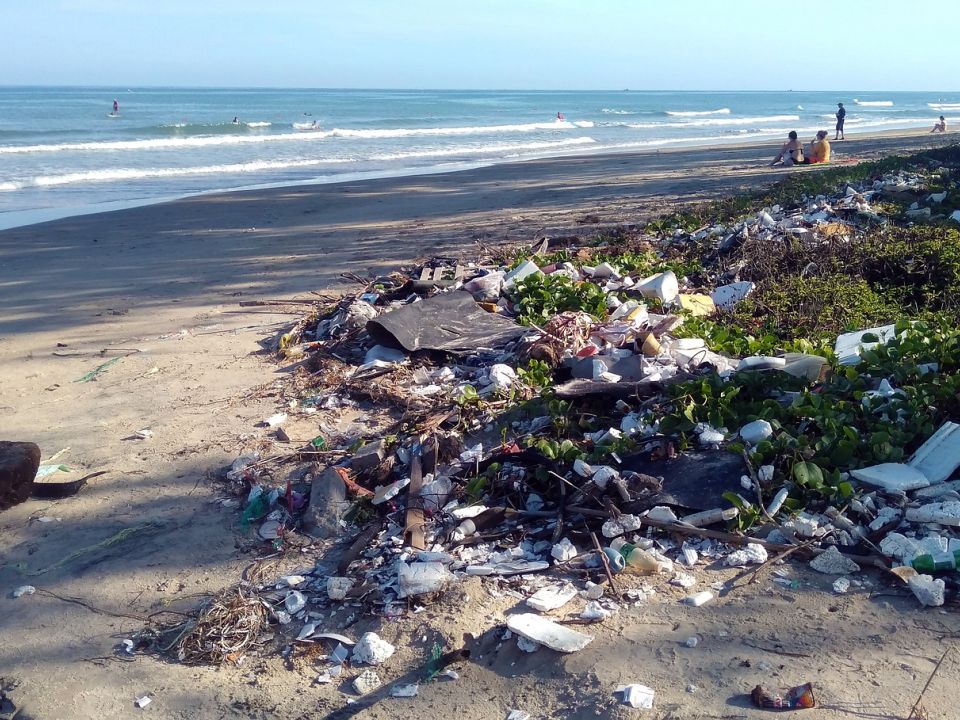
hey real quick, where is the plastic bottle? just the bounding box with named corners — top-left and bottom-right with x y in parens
top-left (615, 542), bottom-right (662, 574)
top-left (450, 508), bottom-right (506, 542)
top-left (910, 549), bottom-right (960, 573)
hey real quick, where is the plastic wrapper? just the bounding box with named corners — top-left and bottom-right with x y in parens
top-left (751, 682), bottom-right (815, 710)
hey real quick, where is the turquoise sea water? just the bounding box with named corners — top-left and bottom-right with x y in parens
top-left (0, 87), bottom-right (956, 228)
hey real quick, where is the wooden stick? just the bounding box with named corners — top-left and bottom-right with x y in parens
top-left (908, 647), bottom-right (951, 719)
top-left (589, 530), bottom-right (620, 599)
top-left (404, 453), bottom-right (426, 550)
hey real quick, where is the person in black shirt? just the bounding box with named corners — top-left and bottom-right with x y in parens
top-left (834, 103), bottom-right (845, 140)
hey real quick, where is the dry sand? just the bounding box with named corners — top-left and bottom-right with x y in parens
top-left (1, 130), bottom-right (958, 719)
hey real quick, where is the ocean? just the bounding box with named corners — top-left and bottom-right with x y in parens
top-left (0, 87), bottom-right (956, 229)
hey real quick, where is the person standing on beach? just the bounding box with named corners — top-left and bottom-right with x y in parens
top-left (834, 103), bottom-right (845, 140)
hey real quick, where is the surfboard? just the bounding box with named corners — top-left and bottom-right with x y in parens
top-left (107, 113), bottom-right (120, 118)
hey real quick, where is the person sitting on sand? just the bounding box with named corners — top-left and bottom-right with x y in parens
top-left (771, 131), bottom-right (804, 166)
top-left (931, 116), bottom-right (947, 133)
top-left (802, 131), bottom-right (831, 164)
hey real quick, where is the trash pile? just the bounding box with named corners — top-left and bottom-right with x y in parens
top-left (142, 159), bottom-right (960, 709)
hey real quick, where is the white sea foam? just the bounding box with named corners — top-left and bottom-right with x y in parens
top-left (626, 114), bottom-right (799, 129)
top-left (664, 108), bottom-right (731, 116)
top-left (928, 103), bottom-right (960, 110)
top-left (245, 121), bottom-right (271, 128)
top-left (853, 100), bottom-right (894, 106)
top-left (0, 138), bottom-right (599, 191)
top-left (371, 137), bottom-right (595, 161)
top-left (0, 120), bottom-right (590, 155)
top-left (601, 108), bottom-right (637, 115)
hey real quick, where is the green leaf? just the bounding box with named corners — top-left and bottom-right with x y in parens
top-left (793, 460), bottom-right (824, 487)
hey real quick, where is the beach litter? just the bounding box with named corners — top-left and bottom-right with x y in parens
top-left (122, 155), bottom-right (960, 707)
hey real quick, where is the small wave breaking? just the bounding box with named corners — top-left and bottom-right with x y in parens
top-left (664, 108), bottom-right (731, 117)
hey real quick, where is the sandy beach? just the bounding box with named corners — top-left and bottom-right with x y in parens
top-left (1, 129), bottom-right (957, 719)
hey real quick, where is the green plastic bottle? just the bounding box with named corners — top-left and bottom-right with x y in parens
top-left (910, 549), bottom-right (960, 573)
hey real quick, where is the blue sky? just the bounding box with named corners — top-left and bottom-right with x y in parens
top-left (3, 0), bottom-right (957, 90)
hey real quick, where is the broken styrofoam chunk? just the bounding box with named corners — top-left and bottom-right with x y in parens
top-left (506, 613), bottom-right (593, 652)
top-left (951, 209), bottom-right (960, 224)
top-left (684, 591), bottom-right (714, 607)
top-left (591, 465), bottom-right (619, 489)
top-left (372, 477), bottom-right (411, 505)
top-left (551, 537), bottom-right (577, 562)
top-left (284, 590), bottom-right (307, 614)
top-left (134, 696), bottom-right (152, 709)
top-left (833, 577), bottom-right (851, 594)
top-left (916, 480), bottom-right (960, 499)
top-left (12, 585), bottom-right (35, 598)
top-left (636, 270), bottom-right (679, 304)
top-left (390, 683), bottom-right (419, 698)
top-left (711, 281), bottom-right (756, 310)
top-left (739, 419), bottom-right (773, 444)
top-left (908, 422), bottom-right (960, 486)
top-left (487, 363), bottom-right (517, 392)
top-left (263, 412), bottom-right (287, 428)
top-left (398, 562), bottom-right (452, 597)
top-left (905, 501), bottom-right (960, 527)
top-left (516, 636), bottom-right (540, 653)
top-left (698, 427), bottom-right (725, 445)
top-left (646, 506), bottom-right (679, 523)
top-left (590, 261), bottom-right (622, 280)
top-left (352, 632), bottom-right (396, 665)
top-left (507, 711), bottom-right (531, 720)
top-left (809, 545), bottom-right (861, 575)
top-left (834, 324), bottom-right (897, 365)
top-left (353, 669), bottom-right (382, 695)
top-left (327, 576), bottom-right (353, 601)
top-left (618, 684), bottom-right (656, 709)
top-left (573, 458), bottom-right (594, 477)
top-left (580, 601), bottom-right (612, 620)
top-left (601, 514), bottom-right (643, 538)
top-left (725, 543), bottom-right (768, 566)
top-left (850, 463), bottom-right (930, 492)
top-left (527, 584), bottom-right (578, 613)
top-left (907, 574), bottom-right (945, 607)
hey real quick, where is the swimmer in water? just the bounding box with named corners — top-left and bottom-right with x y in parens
top-left (112, 99), bottom-right (119, 115)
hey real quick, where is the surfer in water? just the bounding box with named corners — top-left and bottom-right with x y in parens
top-left (556, 112), bottom-right (565, 121)
top-left (232, 116), bottom-right (240, 124)
top-left (112, 99), bottom-right (119, 115)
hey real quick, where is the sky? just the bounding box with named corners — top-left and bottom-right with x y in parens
top-left (2, 0), bottom-right (958, 90)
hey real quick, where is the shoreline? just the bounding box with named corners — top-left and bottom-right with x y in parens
top-left (0, 125), bottom-right (950, 232)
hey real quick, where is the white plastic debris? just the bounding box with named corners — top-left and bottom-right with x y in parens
top-left (134, 696), bottom-right (152, 709)
top-left (12, 585), bottom-right (35, 598)
top-left (372, 477), bottom-right (411, 505)
top-left (573, 458), bottom-right (594, 477)
top-left (327, 576), bottom-right (353, 600)
top-left (645, 506), bottom-right (678, 523)
top-left (905, 501), bottom-right (960, 527)
top-left (297, 622), bottom-right (317, 641)
top-left (636, 270), bottom-right (679, 304)
top-left (503, 259), bottom-right (541, 289)
top-left (352, 632), bottom-right (396, 665)
top-left (527, 584), bottom-right (577, 612)
top-left (850, 463), bottom-right (930, 492)
top-left (908, 422), bottom-right (960, 485)
top-left (517, 636), bottom-right (540, 653)
top-left (809, 545), bottom-right (861, 574)
top-left (284, 590), bottom-right (307, 614)
top-left (580, 601), bottom-right (612, 620)
top-left (487, 363), bottom-right (517, 392)
top-left (353, 669), bottom-right (382, 695)
top-left (684, 591), bottom-right (714, 607)
top-left (698, 427), bottom-right (725, 445)
top-left (725, 543), bottom-right (768, 566)
top-left (591, 465), bottom-right (619, 489)
top-left (390, 683), bottom-right (419, 698)
top-left (907, 574), bottom-right (945, 607)
top-left (506, 613), bottom-right (593, 652)
top-left (765, 487), bottom-right (789, 517)
top-left (263, 412), bottom-right (287, 428)
top-left (685, 636), bottom-right (699, 648)
top-left (582, 581), bottom-right (605, 599)
top-left (398, 562), bottom-right (452, 597)
top-left (507, 711), bottom-right (531, 720)
top-left (601, 514), bottom-right (643, 538)
top-left (617, 684), bottom-right (656, 709)
top-left (739, 419), bottom-right (773, 444)
top-left (551, 537), bottom-right (577, 562)
top-left (711, 281), bottom-right (756, 310)
top-left (672, 573), bottom-right (696, 591)
top-left (834, 324), bottom-right (897, 365)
